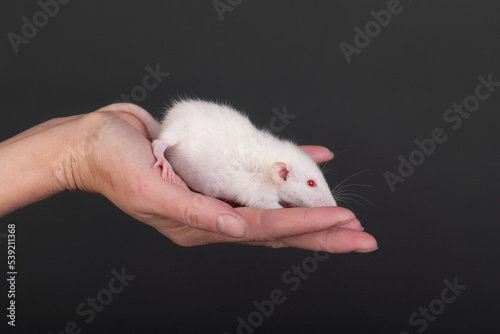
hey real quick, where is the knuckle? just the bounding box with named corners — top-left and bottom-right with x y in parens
top-left (183, 194), bottom-right (214, 230)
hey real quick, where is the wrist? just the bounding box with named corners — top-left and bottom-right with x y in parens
top-left (0, 116), bottom-right (81, 217)
top-left (60, 112), bottom-right (113, 195)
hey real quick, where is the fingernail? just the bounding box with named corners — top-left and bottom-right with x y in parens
top-left (329, 150), bottom-right (334, 159)
top-left (361, 226), bottom-right (365, 231)
top-left (216, 214), bottom-right (247, 238)
top-left (337, 216), bottom-right (356, 226)
top-left (355, 247), bottom-right (379, 253)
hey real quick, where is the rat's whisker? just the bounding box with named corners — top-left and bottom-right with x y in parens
top-left (330, 170), bottom-right (376, 209)
top-left (333, 190), bottom-right (377, 209)
top-left (320, 161), bottom-right (330, 173)
top-left (331, 169), bottom-right (371, 193)
top-left (346, 183), bottom-right (372, 188)
top-left (322, 168), bottom-right (333, 175)
top-left (331, 183), bottom-right (371, 195)
top-left (337, 196), bottom-right (365, 208)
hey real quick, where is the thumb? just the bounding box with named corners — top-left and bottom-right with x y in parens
top-left (160, 186), bottom-right (248, 238)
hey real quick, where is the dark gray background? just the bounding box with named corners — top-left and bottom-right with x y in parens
top-left (1, 0), bottom-right (499, 333)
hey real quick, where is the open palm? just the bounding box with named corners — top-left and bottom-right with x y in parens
top-left (78, 103), bottom-right (377, 253)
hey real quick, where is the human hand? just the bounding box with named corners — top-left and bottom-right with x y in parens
top-left (66, 103), bottom-right (378, 253)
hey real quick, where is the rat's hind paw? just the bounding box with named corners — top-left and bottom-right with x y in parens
top-left (152, 157), bottom-right (175, 182)
top-left (152, 139), bottom-right (175, 182)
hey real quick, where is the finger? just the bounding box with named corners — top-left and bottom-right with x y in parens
top-left (148, 183), bottom-right (248, 239)
top-left (236, 206), bottom-right (357, 240)
top-left (340, 218), bottom-right (363, 231)
top-left (299, 145), bottom-right (334, 163)
top-left (244, 227), bottom-right (378, 253)
top-left (147, 201), bottom-right (356, 246)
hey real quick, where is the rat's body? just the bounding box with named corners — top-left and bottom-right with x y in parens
top-left (152, 100), bottom-right (336, 209)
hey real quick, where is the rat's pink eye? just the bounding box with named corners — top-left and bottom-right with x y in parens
top-left (307, 180), bottom-right (316, 187)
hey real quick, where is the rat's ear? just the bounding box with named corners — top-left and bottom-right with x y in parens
top-left (271, 162), bottom-right (290, 185)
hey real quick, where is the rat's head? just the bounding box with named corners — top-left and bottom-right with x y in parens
top-left (270, 153), bottom-right (337, 208)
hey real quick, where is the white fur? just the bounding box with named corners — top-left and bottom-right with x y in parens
top-left (155, 99), bottom-right (337, 209)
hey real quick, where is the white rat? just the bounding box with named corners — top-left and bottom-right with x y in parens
top-left (150, 99), bottom-right (337, 209)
